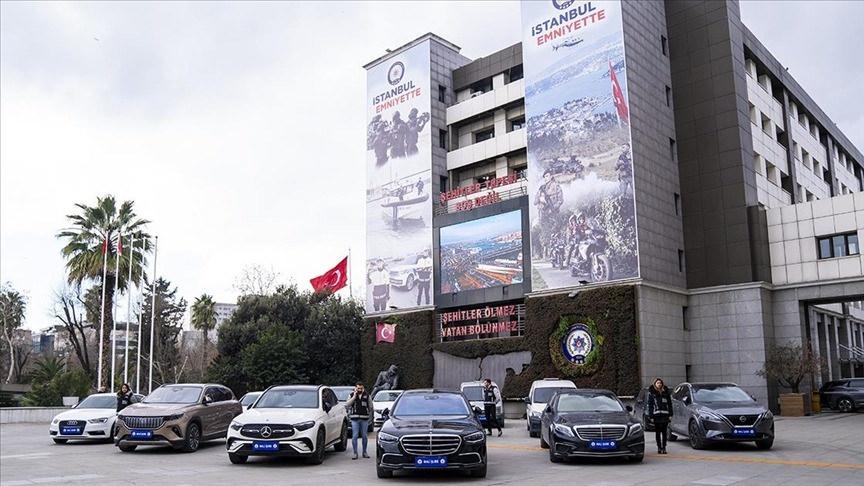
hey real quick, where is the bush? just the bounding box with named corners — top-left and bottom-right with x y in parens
top-left (23, 368), bottom-right (91, 407)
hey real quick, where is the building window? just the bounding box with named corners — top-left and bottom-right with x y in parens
top-left (685, 364), bottom-right (692, 382)
top-left (438, 84), bottom-right (446, 103)
top-left (817, 232), bottom-right (859, 259)
top-left (665, 85), bottom-right (672, 107)
top-left (475, 127), bottom-right (494, 143)
top-left (509, 116), bottom-right (525, 132)
top-left (674, 192), bottom-right (681, 215)
top-left (661, 35), bottom-right (668, 56)
top-left (508, 64), bottom-right (524, 83)
top-left (440, 175), bottom-right (449, 193)
top-left (476, 173), bottom-right (495, 184)
top-left (682, 306), bottom-right (689, 330)
top-left (513, 165), bottom-right (528, 179)
top-left (678, 249), bottom-right (685, 272)
top-left (669, 138), bottom-right (677, 161)
top-left (439, 129), bottom-right (447, 150)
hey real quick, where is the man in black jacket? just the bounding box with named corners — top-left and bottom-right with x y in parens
top-left (345, 383), bottom-right (374, 460)
top-left (647, 378), bottom-right (673, 454)
top-left (482, 379), bottom-right (502, 437)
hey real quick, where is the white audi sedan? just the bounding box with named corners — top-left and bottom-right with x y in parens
top-left (49, 393), bottom-right (142, 443)
top-left (372, 389), bottom-right (403, 430)
top-left (226, 385), bottom-right (348, 465)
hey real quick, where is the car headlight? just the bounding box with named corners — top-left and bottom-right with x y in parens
top-left (163, 413), bottom-right (184, 422)
top-left (552, 423), bottom-right (574, 437)
top-left (52, 418), bottom-right (59, 424)
top-left (230, 420), bottom-right (242, 431)
top-left (762, 410), bottom-right (773, 420)
top-left (294, 421), bottom-right (315, 431)
top-left (378, 432), bottom-right (398, 443)
top-left (464, 431), bottom-right (485, 443)
top-left (529, 410), bottom-right (541, 417)
top-left (698, 410), bottom-right (724, 422)
top-left (628, 423), bottom-right (643, 436)
top-left (88, 417), bottom-right (110, 424)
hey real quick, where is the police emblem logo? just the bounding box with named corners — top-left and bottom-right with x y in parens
top-left (552, 0), bottom-right (576, 10)
top-left (388, 61), bottom-right (405, 86)
top-left (561, 323), bottom-right (594, 364)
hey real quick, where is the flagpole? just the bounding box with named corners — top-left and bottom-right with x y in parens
top-left (348, 248), bottom-right (353, 299)
top-left (97, 236), bottom-right (109, 391)
top-left (124, 233), bottom-right (135, 386)
top-left (135, 238), bottom-right (146, 395)
top-left (148, 236), bottom-right (158, 393)
top-left (110, 235), bottom-right (122, 392)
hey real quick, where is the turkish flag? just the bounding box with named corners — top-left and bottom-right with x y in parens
top-left (376, 322), bottom-right (396, 343)
top-left (610, 60), bottom-right (629, 124)
top-left (310, 256), bottom-right (348, 293)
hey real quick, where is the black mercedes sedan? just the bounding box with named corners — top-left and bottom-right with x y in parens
top-left (375, 389), bottom-right (487, 479)
top-left (539, 389), bottom-right (644, 463)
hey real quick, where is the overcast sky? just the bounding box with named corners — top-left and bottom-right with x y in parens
top-left (2, 1), bottom-right (862, 331)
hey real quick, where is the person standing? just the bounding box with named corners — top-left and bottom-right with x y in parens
top-left (647, 377), bottom-right (673, 454)
top-left (482, 379), bottom-right (502, 437)
top-left (345, 382), bottom-right (374, 460)
top-left (415, 249), bottom-right (432, 306)
top-left (116, 383), bottom-right (134, 412)
top-left (368, 260), bottom-right (390, 312)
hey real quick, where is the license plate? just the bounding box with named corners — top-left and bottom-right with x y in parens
top-left (478, 415), bottom-right (486, 422)
top-left (589, 440), bottom-right (617, 450)
top-left (415, 456), bottom-right (447, 468)
top-left (252, 441), bottom-right (279, 452)
top-left (130, 429), bottom-right (153, 440)
top-left (60, 426), bottom-right (82, 435)
top-left (732, 428), bottom-right (755, 436)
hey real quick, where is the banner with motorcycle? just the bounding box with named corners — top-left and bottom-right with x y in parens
top-left (521, 0), bottom-right (639, 289)
top-left (365, 40), bottom-right (434, 312)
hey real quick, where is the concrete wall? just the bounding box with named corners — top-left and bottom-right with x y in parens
top-left (431, 39), bottom-right (471, 196)
top-left (1, 407), bottom-right (69, 424)
top-left (637, 285), bottom-right (688, 387)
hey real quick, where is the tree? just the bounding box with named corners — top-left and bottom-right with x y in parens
top-left (23, 356), bottom-right (91, 407)
top-left (233, 264), bottom-right (280, 296)
top-left (56, 195), bottom-right (150, 387)
top-left (1, 283), bottom-right (27, 384)
top-left (757, 342), bottom-right (823, 393)
top-left (191, 294), bottom-right (217, 373)
top-left (52, 286), bottom-right (99, 380)
top-left (139, 278), bottom-right (187, 389)
top-left (12, 341), bottom-right (33, 383)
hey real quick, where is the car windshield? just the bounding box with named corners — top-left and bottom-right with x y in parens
top-left (144, 386), bottom-right (202, 404)
top-left (240, 393), bottom-right (261, 406)
top-left (693, 385), bottom-right (753, 402)
top-left (556, 393), bottom-right (623, 413)
top-left (374, 391), bottom-right (402, 402)
top-left (255, 389), bottom-right (319, 409)
top-left (461, 386), bottom-right (488, 401)
top-left (393, 394), bottom-right (470, 417)
top-left (76, 395), bottom-right (117, 409)
top-left (533, 387), bottom-right (572, 404)
top-left (333, 388), bottom-right (353, 401)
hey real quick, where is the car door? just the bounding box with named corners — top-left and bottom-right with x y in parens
top-left (200, 387), bottom-right (221, 436)
top-left (539, 396), bottom-right (554, 444)
top-left (217, 387), bottom-right (235, 433)
top-left (849, 379), bottom-right (864, 403)
top-left (670, 385), bottom-right (686, 434)
top-left (321, 388), bottom-right (340, 443)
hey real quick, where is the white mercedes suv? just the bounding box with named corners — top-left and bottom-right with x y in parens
top-left (49, 392), bottom-right (142, 443)
top-left (226, 385), bottom-right (348, 465)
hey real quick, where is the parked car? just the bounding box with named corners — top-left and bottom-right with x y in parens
top-left (373, 389), bottom-right (403, 430)
top-left (819, 379), bottom-right (864, 412)
top-left (539, 389), bottom-right (644, 463)
top-left (376, 389), bottom-right (487, 478)
top-left (388, 262), bottom-right (419, 290)
top-left (633, 386), bottom-right (654, 431)
top-left (115, 383), bottom-right (241, 453)
top-left (49, 392), bottom-right (143, 444)
top-left (332, 386), bottom-right (355, 402)
top-left (239, 391), bottom-right (262, 410)
top-left (460, 381), bottom-right (504, 429)
top-left (669, 382), bottom-right (774, 450)
top-left (226, 385), bottom-right (348, 465)
top-left (524, 378), bottom-right (577, 437)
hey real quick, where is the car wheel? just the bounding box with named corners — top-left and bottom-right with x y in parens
top-left (334, 421), bottom-right (348, 452)
top-left (307, 428), bottom-right (326, 465)
top-left (837, 397), bottom-right (855, 413)
top-left (755, 437), bottom-right (774, 450)
top-left (52, 438), bottom-right (68, 444)
top-left (548, 436), bottom-right (563, 463)
top-left (118, 444), bottom-right (137, 452)
top-left (182, 422), bottom-right (202, 452)
top-left (688, 420), bottom-right (705, 450)
top-left (228, 452), bottom-right (248, 464)
top-left (406, 275), bottom-right (415, 290)
top-left (469, 462), bottom-right (487, 478)
top-left (109, 424), bottom-right (116, 441)
top-left (529, 429), bottom-right (539, 438)
top-left (376, 465), bottom-right (393, 478)
top-left (668, 431), bottom-right (677, 441)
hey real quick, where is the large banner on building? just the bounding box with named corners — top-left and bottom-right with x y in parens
top-left (521, 0), bottom-right (639, 289)
top-left (365, 41), bottom-right (434, 312)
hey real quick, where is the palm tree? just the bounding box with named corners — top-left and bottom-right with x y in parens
top-left (191, 294), bottom-right (217, 375)
top-left (1, 285), bottom-right (27, 384)
top-left (56, 195), bottom-right (150, 387)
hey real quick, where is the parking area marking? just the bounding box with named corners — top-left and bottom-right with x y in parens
top-left (486, 443), bottom-right (864, 471)
top-left (0, 473), bottom-right (103, 486)
top-left (0, 452), bottom-right (51, 460)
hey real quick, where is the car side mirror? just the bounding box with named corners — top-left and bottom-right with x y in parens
top-left (382, 408), bottom-right (390, 419)
top-left (626, 405), bottom-right (633, 412)
top-left (523, 397), bottom-right (531, 404)
top-left (323, 402), bottom-right (332, 413)
top-left (682, 396), bottom-right (690, 404)
top-left (472, 406), bottom-right (483, 415)
top-left (203, 396), bottom-right (213, 405)
top-left (544, 405), bottom-right (552, 414)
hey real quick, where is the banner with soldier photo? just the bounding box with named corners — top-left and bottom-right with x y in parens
top-left (521, 0), bottom-right (639, 290)
top-left (365, 40), bottom-right (434, 312)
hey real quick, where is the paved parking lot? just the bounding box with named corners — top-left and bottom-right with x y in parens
top-left (1, 414), bottom-right (862, 486)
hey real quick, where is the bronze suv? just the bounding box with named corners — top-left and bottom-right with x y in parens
top-left (115, 383), bottom-right (241, 452)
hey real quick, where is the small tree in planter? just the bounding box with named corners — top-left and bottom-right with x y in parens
top-left (756, 342), bottom-right (821, 416)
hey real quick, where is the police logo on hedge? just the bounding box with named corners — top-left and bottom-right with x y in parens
top-left (388, 61), bottom-right (405, 86)
top-left (561, 323), bottom-right (594, 364)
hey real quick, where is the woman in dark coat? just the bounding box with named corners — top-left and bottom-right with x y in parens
top-left (116, 383), bottom-right (134, 412)
top-left (647, 377), bottom-right (673, 454)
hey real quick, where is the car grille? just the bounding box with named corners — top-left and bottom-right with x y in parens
top-left (574, 425), bottom-right (627, 441)
top-left (59, 420), bottom-right (84, 428)
top-left (723, 414), bottom-right (760, 426)
top-left (121, 416), bottom-right (165, 429)
top-left (400, 434), bottom-right (461, 456)
top-left (240, 424), bottom-right (295, 439)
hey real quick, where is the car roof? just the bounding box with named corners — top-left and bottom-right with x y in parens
top-left (532, 379), bottom-right (576, 389)
top-left (555, 388), bottom-right (616, 396)
top-left (403, 389), bottom-right (463, 395)
top-left (460, 381), bottom-right (497, 387)
top-left (686, 382), bottom-right (739, 387)
top-left (266, 385), bottom-right (323, 391)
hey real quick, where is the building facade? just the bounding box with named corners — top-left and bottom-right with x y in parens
top-left (362, 0), bottom-right (863, 407)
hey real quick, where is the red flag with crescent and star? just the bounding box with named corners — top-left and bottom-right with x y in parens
top-left (310, 256), bottom-right (348, 293)
top-left (376, 322), bottom-right (396, 344)
top-left (610, 60), bottom-right (629, 124)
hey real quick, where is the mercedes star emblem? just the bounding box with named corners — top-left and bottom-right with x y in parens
top-left (261, 426), bottom-right (272, 438)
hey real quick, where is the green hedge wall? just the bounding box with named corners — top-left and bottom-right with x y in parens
top-left (360, 285), bottom-right (640, 399)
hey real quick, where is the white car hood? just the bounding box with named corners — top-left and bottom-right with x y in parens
top-left (528, 403), bottom-right (547, 415)
top-left (374, 402), bottom-right (395, 412)
top-left (235, 408), bottom-right (320, 424)
top-left (53, 409), bottom-right (116, 422)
